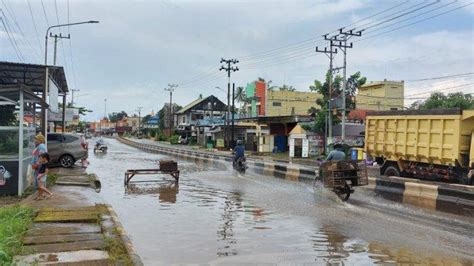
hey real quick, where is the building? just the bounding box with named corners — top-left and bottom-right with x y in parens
top-left (175, 95), bottom-right (226, 127)
top-left (244, 80), bottom-right (322, 117)
top-left (266, 90), bottom-right (322, 117)
top-left (356, 80), bottom-right (404, 111)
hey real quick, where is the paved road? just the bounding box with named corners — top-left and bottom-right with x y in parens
top-left (87, 138), bottom-right (473, 265)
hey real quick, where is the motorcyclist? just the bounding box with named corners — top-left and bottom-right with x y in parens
top-left (326, 142), bottom-right (346, 161)
top-left (95, 138), bottom-right (104, 149)
top-left (233, 140), bottom-right (245, 166)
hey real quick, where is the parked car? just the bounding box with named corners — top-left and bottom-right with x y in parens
top-left (47, 133), bottom-right (88, 168)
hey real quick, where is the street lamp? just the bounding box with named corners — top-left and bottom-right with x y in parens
top-left (41, 20), bottom-right (99, 136)
top-left (44, 20), bottom-right (99, 64)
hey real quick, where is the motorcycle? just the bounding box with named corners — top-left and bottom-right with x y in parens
top-left (233, 156), bottom-right (247, 173)
top-left (94, 142), bottom-right (108, 153)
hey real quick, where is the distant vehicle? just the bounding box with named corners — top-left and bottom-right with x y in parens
top-left (47, 133), bottom-right (88, 168)
top-left (94, 139), bottom-right (108, 153)
top-left (85, 132), bottom-right (92, 139)
top-left (365, 108), bottom-right (474, 184)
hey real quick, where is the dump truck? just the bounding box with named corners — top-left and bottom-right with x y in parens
top-left (365, 108), bottom-right (474, 184)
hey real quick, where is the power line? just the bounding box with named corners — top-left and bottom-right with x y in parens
top-left (27, 0), bottom-right (42, 53)
top-left (40, 0), bottom-right (49, 27)
top-left (0, 16), bottom-right (23, 61)
top-left (405, 72), bottom-right (474, 82)
top-left (405, 82), bottom-right (474, 97)
top-left (1, 1), bottom-right (41, 61)
top-left (356, 2), bottom-right (474, 43)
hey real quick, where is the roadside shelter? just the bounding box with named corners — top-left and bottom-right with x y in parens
top-left (0, 84), bottom-right (48, 195)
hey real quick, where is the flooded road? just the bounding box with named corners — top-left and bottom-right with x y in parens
top-left (87, 138), bottom-right (473, 265)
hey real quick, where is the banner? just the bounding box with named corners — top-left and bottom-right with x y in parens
top-left (48, 108), bottom-right (78, 122)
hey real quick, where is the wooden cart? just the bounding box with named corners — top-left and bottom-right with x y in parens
top-left (124, 160), bottom-right (180, 187)
top-left (318, 160), bottom-right (368, 201)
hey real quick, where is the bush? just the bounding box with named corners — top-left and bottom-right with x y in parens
top-left (0, 205), bottom-right (34, 264)
top-left (170, 135), bottom-right (179, 144)
top-left (150, 130), bottom-right (157, 138)
top-left (156, 133), bottom-right (168, 142)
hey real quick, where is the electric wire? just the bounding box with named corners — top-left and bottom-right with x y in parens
top-left (0, 15), bottom-right (23, 61)
top-left (26, 0), bottom-right (42, 53)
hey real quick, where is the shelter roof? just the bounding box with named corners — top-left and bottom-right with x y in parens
top-left (0, 84), bottom-right (48, 107)
top-left (0, 61), bottom-right (68, 94)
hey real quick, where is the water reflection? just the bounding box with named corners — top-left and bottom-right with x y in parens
top-left (217, 191), bottom-right (242, 257)
top-left (125, 180), bottom-right (179, 204)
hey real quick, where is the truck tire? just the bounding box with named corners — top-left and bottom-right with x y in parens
top-left (384, 166), bottom-right (401, 177)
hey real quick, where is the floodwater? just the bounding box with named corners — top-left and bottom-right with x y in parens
top-left (87, 138), bottom-right (474, 265)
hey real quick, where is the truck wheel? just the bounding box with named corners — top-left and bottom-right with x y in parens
top-left (384, 166), bottom-right (401, 177)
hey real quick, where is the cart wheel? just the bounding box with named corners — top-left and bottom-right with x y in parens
top-left (335, 184), bottom-right (351, 201)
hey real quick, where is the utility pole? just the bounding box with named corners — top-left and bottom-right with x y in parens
top-left (219, 58), bottom-right (239, 149)
top-left (104, 98), bottom-right (107, 120)
top-left (50, 33), bottom-right (70, 133)
top-left (165, 84), bottom-right (178, 136)
top-left (231, 83), bottom-right (236, 149)
top-left (71, 89), bottom-right (80, 106)
top-left (136, 106), bottom-right (143, 136)
top-left (331, 28), bottom-right (361, 141)
top-left (316, 39), bottom-right (337, 152)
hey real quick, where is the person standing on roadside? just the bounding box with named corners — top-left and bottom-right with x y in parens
top-left (32, 133), bottom-right (47, 198)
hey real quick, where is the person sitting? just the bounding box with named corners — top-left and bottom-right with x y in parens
top-left (326, 143), bottom-right (346, 161)
top-left (95, 138), bottom-right (104, 149)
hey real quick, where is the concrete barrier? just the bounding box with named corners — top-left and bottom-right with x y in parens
top-left (116, 137), bottom-right (474, 217)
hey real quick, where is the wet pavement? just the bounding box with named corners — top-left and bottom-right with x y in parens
top-left (87, 138), bottom-right (474, 265)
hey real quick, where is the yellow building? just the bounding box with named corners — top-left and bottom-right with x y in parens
top-left (266, 90), bottom-right (322, 116)
top-left (356, 80), bottom-right (404, 111)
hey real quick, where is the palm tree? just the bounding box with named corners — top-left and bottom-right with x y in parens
top-left (279, 84), bottom-right (296, 91)
top-left (234, 86), bottom-right (247, 115)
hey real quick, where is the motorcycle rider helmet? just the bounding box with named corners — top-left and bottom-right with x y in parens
top-left (236, 140), bottom-right (243, 145)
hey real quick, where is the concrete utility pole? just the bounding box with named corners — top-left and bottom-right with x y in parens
top-left (104, 98), bottom-right (107, 120)
top-left (165, 84), bottom-right (178, 136)
top-left (50, 32), bottom-right (70, 133)
top-left (316, 41), bottom-right (337, 152)
top-left (316, 28), bottom-right (362, 151)
top-left (71, 89), bottom-right (80, 106)
top-left (136, 106), bottom-right (143, 136)
top-left (219, 58), bottom-right (239, 149)
top-left (331, 28), bottom-right (361, 140)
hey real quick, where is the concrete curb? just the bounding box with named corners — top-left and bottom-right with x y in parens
top-left (106, 205), bottom-right (144, 266)
top-left (117, 137), bottom-right (474, 217)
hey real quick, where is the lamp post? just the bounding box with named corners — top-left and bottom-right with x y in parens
top-left (42, 20), bottom-right (99, 136)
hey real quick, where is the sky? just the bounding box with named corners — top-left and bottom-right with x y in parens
top-left (1, 0), bottom-right (473, 121)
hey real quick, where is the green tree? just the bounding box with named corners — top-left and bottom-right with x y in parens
top-left (410, 92), bottom-right (474, 110)
top-left (108, 111), bottom-right (128, 122)
top-left (0, 106), bottom-right (17, 126)
top-left (158, 104), bottom-right (182, 130)
top-left (308, 70), bottom-right (366, 133)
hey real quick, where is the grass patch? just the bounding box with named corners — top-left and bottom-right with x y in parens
top-left (0, 205), bottom-right (34, 264)
top-left (104, 233), bottom-right (133, 266)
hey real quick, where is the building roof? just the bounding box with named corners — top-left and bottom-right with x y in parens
top-left (360, 80), bottom-right (404, 89)
top-left (177, 97), bottom-right (206, 114)
top-left (176, 95), bottom-right (226, 114)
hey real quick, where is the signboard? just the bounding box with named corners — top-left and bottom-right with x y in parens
top-left (289, 138), bottom-right (295, 157)
top-left (147, 116), bottom-right (159, 125)
top-left (48, 77), bottom-right (59, 112)
top-left (216, 139), bottom-right (224, 148)
top-left (0, 161), bottom-right (18, 195)
top-left (48, 108), bottom-right (77, 122)
top-left (302, 139), bottom-right (309, 158)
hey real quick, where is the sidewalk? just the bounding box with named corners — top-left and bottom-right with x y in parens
top-left (13, 167), bottom-right (140, 265)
